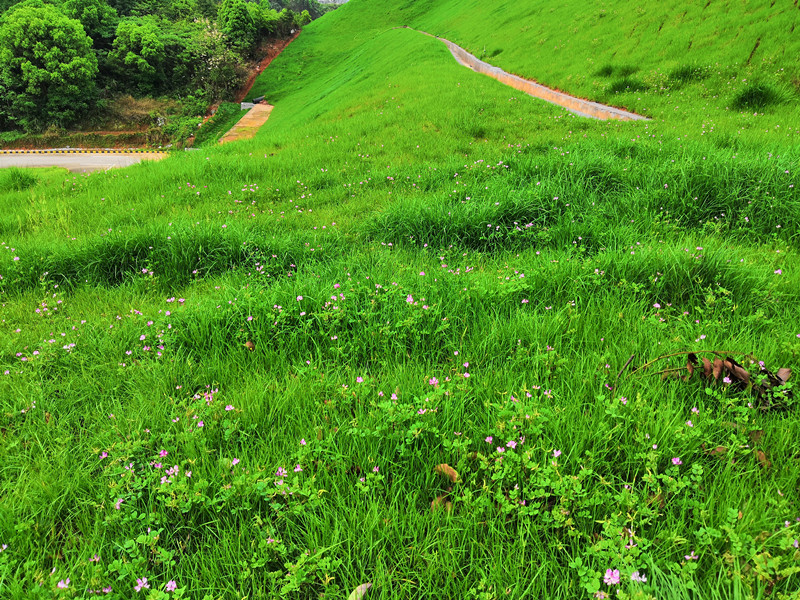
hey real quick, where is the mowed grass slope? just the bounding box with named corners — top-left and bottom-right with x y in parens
top-left (1, 1), bottom-right (800, 599)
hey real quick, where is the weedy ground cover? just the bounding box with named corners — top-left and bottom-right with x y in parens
top-left (1, 1), bottom-right (800, 599)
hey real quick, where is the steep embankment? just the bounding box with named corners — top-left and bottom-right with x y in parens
top-left (249, 0), bottom-right (800, 138)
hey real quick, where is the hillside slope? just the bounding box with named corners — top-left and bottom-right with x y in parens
top-left (250, 0), bottom-right (800, 140)
top-left (1, 1), bottom-right (800, 599)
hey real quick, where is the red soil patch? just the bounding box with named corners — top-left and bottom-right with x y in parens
top-left (234, 31), bottom-right (301, 103)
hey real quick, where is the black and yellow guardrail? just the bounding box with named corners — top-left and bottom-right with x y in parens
top-left (0, 148), bottom-right (167, 154)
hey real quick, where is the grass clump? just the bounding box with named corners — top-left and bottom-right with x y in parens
top-left (0, 167), bottom-right (38, 192)
top-left (731, 81), bottom-right (789, 112)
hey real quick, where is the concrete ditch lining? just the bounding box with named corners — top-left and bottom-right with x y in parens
top-left (403, 27), bottom-right (648, 121)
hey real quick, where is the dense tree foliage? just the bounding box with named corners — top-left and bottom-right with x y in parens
top-left (0, 0), bottom-right (327, 130)
top-left (63, 0), bottom-right (119, 49)
top-left (0, 1), bottom-right (99, 129)
top-left (218, 0), bottom-right (256, 53)
top-left (108, 16), bottom-right (165, 93)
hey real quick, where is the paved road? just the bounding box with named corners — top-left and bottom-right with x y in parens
top-left (0, 152), bottom-right (168, 173)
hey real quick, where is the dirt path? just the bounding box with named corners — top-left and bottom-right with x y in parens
top-left (403, 27), bottom-right (648, 121)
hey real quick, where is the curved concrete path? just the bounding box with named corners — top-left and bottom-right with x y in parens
top-left (406, 27), bottom-right (648, 121)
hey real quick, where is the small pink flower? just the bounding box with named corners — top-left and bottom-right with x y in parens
top-left (57, 579), bottom-right (70, 589)
top-left (685, 550), bottom-right (698, 560)
top-left (134, 577), bottom-right (150, 592)
top-left (99, 452), bottom-right (108, 459)
top-left (165, 580), bottom-right (177, 592)
top-left (294, 464), bottom-right (303, 472)
top-left (356, 377), bottom-right (364, 383)
top-left (603, 569), bottom-right (620, 585)
top-left (225, 405), bottom-right (234, 411)
top-left (300, 438), bottom-right (307, 445)
top-left (672, 457), bottom-right (682, 466)
top-left (485, 436), bottom-right (493, 443)
top-left (197, 421), bottom-right (204, 428)
top-left (553, 450), bottom-right (562, 458)
top-left (231, 458), bottom-right (240, 466)
top-left (159, 450), bottom-right (168, 457)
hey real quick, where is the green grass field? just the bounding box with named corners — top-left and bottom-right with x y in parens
top-left (2, 1), bottom-right (800, 598)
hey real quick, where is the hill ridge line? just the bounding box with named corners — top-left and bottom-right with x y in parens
top-left (399, 26), bottom-right (649, 121)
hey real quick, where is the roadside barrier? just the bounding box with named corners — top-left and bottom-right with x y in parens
top-left (0, 148), bottom-right (167, 154)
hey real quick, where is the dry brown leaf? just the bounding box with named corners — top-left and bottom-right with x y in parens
top-left (724, 358), bottom-right (750, 384)
top-left (777, 368), bottom-right (792, 383)
top-left (244, 340), bottom-right (255, 351)
top-left (738, 511), bottom-right (743, 521)
top-left (702, 357), bottom-right (713, 378)
top-left (708, 446), bottom-right (728, 457)
top-left (748, 430), bottom-right (764, 445)
top-left (687, 353), bottom-right (698, 376)
top-left (712, 358), bottom-right (724, 381)
top-left (755, 449), bottom-right (771, 469)
top-left (431, 494), bottom-right (453, 512)
top-left (348, 583), bottom-right (372, 600)
top-left (434, 463), bottom-right (459, 483)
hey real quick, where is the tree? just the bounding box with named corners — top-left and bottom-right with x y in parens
top-left (62, 0), bottom-right (119, 50)
top-left (0, 0), bottom-right (98, 129)
top-left (217, 0), bottom-right (256, 55)
top-left (108, 16), bottom-right (166, 93)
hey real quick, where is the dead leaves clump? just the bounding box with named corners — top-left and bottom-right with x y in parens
top-left (630, 351), bottom-right (793, 411)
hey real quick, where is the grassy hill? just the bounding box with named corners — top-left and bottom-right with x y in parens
top-left (1, 1), bottom-right (800, 598)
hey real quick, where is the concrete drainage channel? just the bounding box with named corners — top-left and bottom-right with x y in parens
top-left (405, 27), bottom-right (649, 121)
